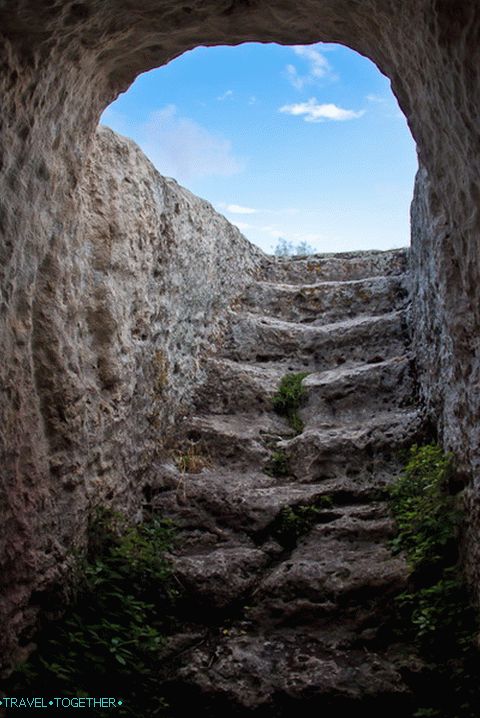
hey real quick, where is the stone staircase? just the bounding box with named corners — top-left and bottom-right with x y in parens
top-left (151, 248), bottom-right (424, 716)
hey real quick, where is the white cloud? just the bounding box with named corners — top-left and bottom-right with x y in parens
top-left (217, 90), bottom-right (234, 101)
top-left (232, 221), bottom-right (251, 231)
top-left (285, 44), bottom-right (335, 90)
top-left (260, 225), bottom-right (284, 238)
top-left (366, 93), bottom-right (405, 119)
top-left (366, 94), bottom-right (387, 104)
top-left (218, 204), bottom-right (298, 217)
top-left (293, 45), bottom-right (331, 78)
top-left (139, 105), bottom-right (244, 181)
top-left (279, 98), bottom-right (365, 123)
top-left (286, 64), bottom-right (305, 91)
top-left (222, 203), bottom-right (258, 215)
top-left (101, 105), bottom-right (244, 182)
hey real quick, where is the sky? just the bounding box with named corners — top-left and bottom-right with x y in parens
top-left (101, 42), bottom-right (418, 255)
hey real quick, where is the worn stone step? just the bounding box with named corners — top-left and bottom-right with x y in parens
top-left (197, 354), bottom-right (414, 419)
top-left (152, 467), bottom-right (319, 539)
top-left (182, 404), bottom-right (420, 471)
top-left (261, 247), bottom-right (408, 285)
top-left (165, 502), bottom-right (400, 614)
top-left (250, 506), bottom-right (407, 626)
top-left (193, 358), bottom-right (284, 414)
top-left (300, 355), bottom-right (415, 424)
top-left (152, 464), bottom-right (283, 538)
top-left (172, 629), bottom-right (415, 715)
top-left (152, 458), bottom-right (401, 543)
top-left (221, 310), bottom-right (409, 367)
top-left (243, 274), bottom-right (409, 324)
top-left (172, 544), bottom-right (270, 611)
top-left (182, 412), bottom-right (293, 466)
top-left (284, 409), bottom-right (422, 483)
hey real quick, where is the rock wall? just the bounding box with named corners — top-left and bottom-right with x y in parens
top-left (411, 165), bottom-right (480, 596)
top-left (1, 0), bottom-right (480, 666)
top-left (0, 125), bottom-right (263, 668)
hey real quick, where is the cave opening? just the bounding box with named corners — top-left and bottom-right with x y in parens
top-left (100, 42), bottom-right (417, 256)
top-left (2, 6), bottom-right (480, 713)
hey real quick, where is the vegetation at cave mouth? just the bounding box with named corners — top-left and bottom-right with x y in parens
top-left (6, 508), bottom-right (177, 717)
top-left (389, 444), bottom-right (480, 718)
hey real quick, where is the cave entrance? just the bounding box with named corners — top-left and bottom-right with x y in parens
top-left (101, 42), bottom-right (417, 256)
top-left (3, 0), bottom-right (479, 682)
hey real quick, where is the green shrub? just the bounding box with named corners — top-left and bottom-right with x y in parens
top-left (389, 444), bottom-right (480, 717)
top-left (389, 443), bottom-right (457, 571)
top-left (7, 508), bottom-right (177, 717)
top-left (272, 372), bottom-right (309, 433)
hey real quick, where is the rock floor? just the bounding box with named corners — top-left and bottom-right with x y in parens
top-left (151, 248), bottom-right (424, 716)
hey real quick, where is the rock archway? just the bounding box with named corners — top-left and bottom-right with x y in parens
top-left (1, 0), bottom-right (480, 668)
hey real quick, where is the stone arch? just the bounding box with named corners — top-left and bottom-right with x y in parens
top-left (1, 0), bottom-right (480, 668)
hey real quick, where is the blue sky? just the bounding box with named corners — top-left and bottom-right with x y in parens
top-left (101, 43), bottom-right (417, 254)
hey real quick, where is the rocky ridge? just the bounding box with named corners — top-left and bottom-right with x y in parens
top-left (151, 248), bottom-right (424, 715)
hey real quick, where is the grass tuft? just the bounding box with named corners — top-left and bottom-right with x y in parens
top-left (174, 441), bottom-right (211, 474)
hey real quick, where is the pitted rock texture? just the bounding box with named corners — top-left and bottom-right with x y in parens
top-left (410, 166), bottom-right (480, 595)
top-left (151, 249), bottom-right (424, 715)
top-left (1, 0), bottom-right (480, 666)
top-left (0, 126), bottom-right (264, 669)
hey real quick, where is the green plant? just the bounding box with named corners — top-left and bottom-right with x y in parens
top-left (7, 508), bottom-right (177, 717)
top-left (274, 498), bottom-right (333, 548)
top-left (389, 444), bottom-right (480, 717)
top-left (272, 372), bottom-right (309, 433)
top-left (389, 444), bottom-right (457, 571)
top-left (264, 449), bottom-right (290, 477)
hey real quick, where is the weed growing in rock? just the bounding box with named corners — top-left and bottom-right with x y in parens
top-left (264, 449), bottom-right (290, 477)
top-left (7, 508), bottom-right (177, 717)
top-left (389, 444), bottom-right (480, 717)
top-left (174, 441), bottom-right (211, 473)
top-left (272, 372), bottom-right (309, 433)
top-left (274, 498), bottom-right (333, 548)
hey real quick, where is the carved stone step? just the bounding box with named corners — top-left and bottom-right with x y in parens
top-left (301, 355), bottom-right (415, 423)
top-left (153, 248), bottom-right (421, 712)
top-left (193, 358), bottom-right (284, 414)
top-left (261, 247), bottom-right (408, 285)
top-left (250, 506), bottom-right (407, 626)
top-left (184, 412), bottom-right (293, 466)
top-left (172, 630), bottom-right (415, 715)
top-left (221, 310), bottom-right (409, 366)
top-left (197, 354), bottom-right (414, 419)
top-left (152, 462), bottom-right (401, 542)
top-left (284, 409), bottom-right (422, 483)
top-left (243, 274), bottom-right (409, 324)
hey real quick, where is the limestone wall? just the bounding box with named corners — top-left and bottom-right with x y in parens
top-left (411, 165), bottom-right (480, 595)
top-left (0, 125), bottom-right (263, 668)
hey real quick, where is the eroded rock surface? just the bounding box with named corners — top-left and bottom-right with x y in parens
top-left (0, 126), bottom-right (264, 669)
top-left (152, 248), bottom-right (423, 715)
